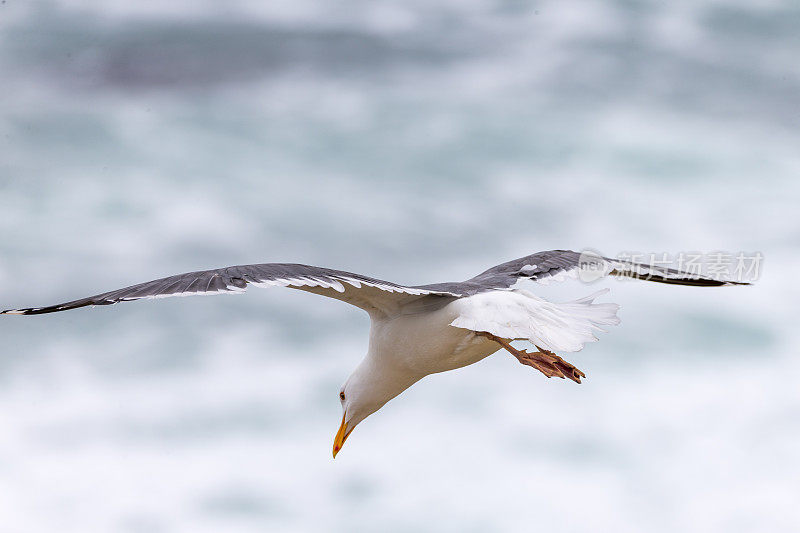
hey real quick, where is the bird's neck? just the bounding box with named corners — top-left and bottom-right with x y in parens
top-left (348, 354), bottom-right (423, 414)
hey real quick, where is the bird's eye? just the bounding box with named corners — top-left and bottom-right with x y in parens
top-left (339, 391), bottom-right (346, 401)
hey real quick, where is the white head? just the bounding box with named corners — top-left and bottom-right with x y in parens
top-left (332, 356), bottom-right (421, 457)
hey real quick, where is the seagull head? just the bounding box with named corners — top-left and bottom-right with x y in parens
top-left (332, 356), bottom-right (420, 458)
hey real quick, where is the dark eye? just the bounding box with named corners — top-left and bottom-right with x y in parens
top-left (339, 391), bottom-right (346, 401)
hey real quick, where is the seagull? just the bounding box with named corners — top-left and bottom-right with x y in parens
top-left (2, 249), bottom-right (748, 457)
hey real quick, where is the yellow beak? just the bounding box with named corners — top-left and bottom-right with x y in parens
top-left (332, 413), bottom-right (354, 458)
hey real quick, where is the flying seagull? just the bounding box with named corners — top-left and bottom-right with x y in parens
top-left (2, 249), bottom-right (748, 457)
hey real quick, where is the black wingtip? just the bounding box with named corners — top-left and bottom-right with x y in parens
top-left (652, 278), bottom-right (752, 287)
top-left (1, 309), bottom-right (30, 315)
top-left (609, 269), bottom-right (753, 287)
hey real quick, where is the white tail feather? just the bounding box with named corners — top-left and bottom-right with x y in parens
top-left (450, 288), bottom-right (621, 353)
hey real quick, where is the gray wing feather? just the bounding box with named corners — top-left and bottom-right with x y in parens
top-left (417, 249), bottom-right (749, 294)
top-left (2, 263), bottom-right (460, 317)
top-left (2, 250), bottom-right (747, 317)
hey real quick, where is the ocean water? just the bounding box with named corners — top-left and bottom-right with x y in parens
top-left (0, 1), bottom-right (798, 531)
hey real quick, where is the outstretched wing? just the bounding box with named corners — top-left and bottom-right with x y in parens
top-left (1, 263), bottom-right (461, 318)
top-left (440, 250), bottom-right (748, 354)
top-left (418, 249), bottom-right (749, 295)
top-left (470, 249), bottom-right (751, 288)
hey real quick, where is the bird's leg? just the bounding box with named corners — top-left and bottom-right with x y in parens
top-left (475, 331), bottom-right (586, 384)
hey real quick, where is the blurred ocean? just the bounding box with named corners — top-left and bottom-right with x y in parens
top-left (0, 1), bottom-right (798, 531)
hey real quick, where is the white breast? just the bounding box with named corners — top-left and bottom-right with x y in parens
top-left (367, 299), bottom-right (501, 376)
top-left (366, 288), bottom-right (620, 379)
